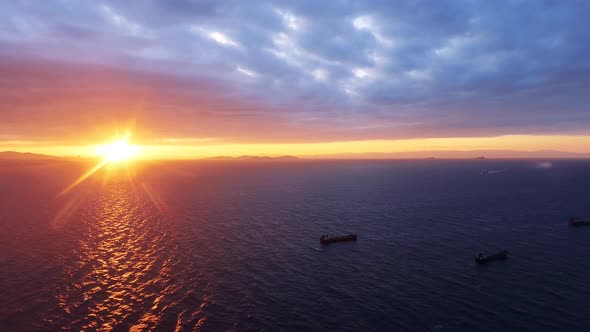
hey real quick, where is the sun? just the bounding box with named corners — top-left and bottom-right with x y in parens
top-left (96, 140), bottom-right (139, 162)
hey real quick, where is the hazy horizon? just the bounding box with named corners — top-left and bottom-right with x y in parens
top-left (3, 147), bottom-right (590, 161)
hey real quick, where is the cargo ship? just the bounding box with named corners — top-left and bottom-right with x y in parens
top-left (569, 217), bottom-right (590, 226)
top-left (475, 250), bottom-right (509, 264)
top-left (320, 234), bottom-right (357, 245)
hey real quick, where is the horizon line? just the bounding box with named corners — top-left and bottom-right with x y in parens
top-left (3, 149), bottom-right (590, 162)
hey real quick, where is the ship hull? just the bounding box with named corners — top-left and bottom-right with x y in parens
top-left (569, 218), bottom-right (590, 226)
top-left (320, 234), bottom-right (358, 244)
top-left (475, 251), bottom-right (509, 264)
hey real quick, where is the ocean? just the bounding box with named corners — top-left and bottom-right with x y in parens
top-left (1, 159), bottom-right (589, 331)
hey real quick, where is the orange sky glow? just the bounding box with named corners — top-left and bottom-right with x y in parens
top-left (2, 134), bottom-right (590, 159)
top-left (2, 58), bottom-right (589, 160)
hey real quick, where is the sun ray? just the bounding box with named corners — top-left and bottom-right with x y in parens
top-left (58, 159), bottom-right (110, 196)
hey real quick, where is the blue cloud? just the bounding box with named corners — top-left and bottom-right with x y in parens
top-left (1, 0), bottom-right (589, 141)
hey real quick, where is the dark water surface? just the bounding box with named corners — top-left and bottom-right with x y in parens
top-left (1, 159), bottom-right (590, 331)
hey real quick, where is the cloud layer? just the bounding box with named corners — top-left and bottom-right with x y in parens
top-left (1, 0), bottom-right (589, 144)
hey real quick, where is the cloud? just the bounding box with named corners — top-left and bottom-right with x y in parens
top-left (0, 0), bottom-right (589, 143)
top-left (191, 26), bottom-right (241, 48)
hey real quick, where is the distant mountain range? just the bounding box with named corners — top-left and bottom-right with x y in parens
top-left (0, 151), bottom-right (96, 162)
top-left (0, 152), bottom-right (301, 161)
top-left (2, 150), bottom-right (590, 161)
top-left (203, 155), bottom-right (300, 161)
top-left (0, 151), bottom-right (60, 160)
top-left (306, 150), bottom-right (590, 159)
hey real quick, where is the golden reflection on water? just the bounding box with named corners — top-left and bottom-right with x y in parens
top-left (53, 181), bottom-right (210, 331)
top-left (46, 160), bottom-right (220, 331)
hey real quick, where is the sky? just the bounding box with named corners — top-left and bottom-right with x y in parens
top-left (1, 0), bottom-right (589, 158)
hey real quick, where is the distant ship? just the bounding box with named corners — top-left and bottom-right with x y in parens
top-left (569, 217), bottom-right (590, 226)
top-left (481, 168), bottom-right (507, 175)
top-left (475, 250), bottom-right (509, 264)
top-left (320, 234), bottom-right (357, 244)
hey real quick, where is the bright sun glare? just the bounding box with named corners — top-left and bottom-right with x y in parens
top-left (96, 140), bottom-right (139, 162)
